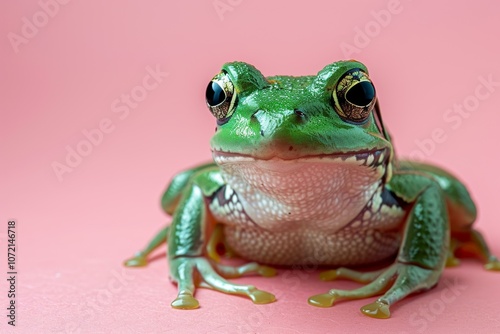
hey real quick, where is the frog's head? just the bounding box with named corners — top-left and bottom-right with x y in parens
top-left (206, 61), bottom-right (393, 196)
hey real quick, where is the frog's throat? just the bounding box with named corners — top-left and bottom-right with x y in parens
top-left (213, 148), bottom-right (390, 230)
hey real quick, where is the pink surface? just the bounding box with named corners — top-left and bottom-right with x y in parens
top-left (1, 0), bottom-right (500, 333)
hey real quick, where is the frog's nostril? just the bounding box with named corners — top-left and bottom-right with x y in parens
top-left (294, 109), bottom-right (305, 117)
top-left (294, 109), bottom-right (307, 123)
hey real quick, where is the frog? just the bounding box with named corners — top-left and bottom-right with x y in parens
top-left (124, 60), bottom-right (500, 319)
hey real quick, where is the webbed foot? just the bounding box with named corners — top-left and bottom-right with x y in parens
top-left (309, 262), bottom-right (439, 319)
top-left (170, 257), bottom-right (276, 309)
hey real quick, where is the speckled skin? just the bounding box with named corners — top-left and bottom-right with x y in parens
top-left (212, 161), bottom-right (405, 266)
top-left (124, 61), bottom-right (499, 318)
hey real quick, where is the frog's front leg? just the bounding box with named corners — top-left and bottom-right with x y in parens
top-left (168, 171), bottom-right (276, 309)
top-left (309, 173), bottom-right (449, 318)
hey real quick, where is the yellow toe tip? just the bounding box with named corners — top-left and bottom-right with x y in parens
top-left (249, 290), bottom-right (276, 304)
top-left (308, 293), bottom-right (336, 308)
top-left (171, 294), bottom-right (200, 309)
top-left (485, 261), bottom-right (500, 271)
top-left (258, 266), bottom-right (277, 277)
top-left (123, 256), bottom-right (148, 267)
top-left (361, 301), bottom-right (391, 319)
top-left (319, 270), bottom-right (338, 281)
top-left (445, 257), bottom-right (460, 268)
top-left (208, 252), bottom-right (221, 263)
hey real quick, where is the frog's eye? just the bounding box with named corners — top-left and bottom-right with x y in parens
top-left (332, 69), bottom-right (376, 123)
top-left (206, 72), bottom-right (237, 121)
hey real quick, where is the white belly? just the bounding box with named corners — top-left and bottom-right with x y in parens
top-left (209, 153), bottom-right (406, 266)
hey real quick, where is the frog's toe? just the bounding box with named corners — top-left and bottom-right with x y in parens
top-left (445, 238), bottom-right (461, 268)
top-left (308, 292), bottom-right (337, 307)
top-left (445, 256), bottom-right (460, 267)
top-left (123, 255), bottom-right (148, 267)
top-left (484, 258), bottom-right (500, 271)
top-left (248, 289), bottom-right (276, 304)
top-left (360, 301), bottom-right (391, 319)
top-left (257, 266), bottom-right (277, 277)
top-left (171, 293), bottom-right (200, 309)
top-left (319, 267), bottom-right (385, 283)
top-left (319, 270), bottom-right (338, 281)
top-left (213, 262), bottom-right (277, 278)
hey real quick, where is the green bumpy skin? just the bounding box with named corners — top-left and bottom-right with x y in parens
top-left (124, 60), bottom-right (499, 318)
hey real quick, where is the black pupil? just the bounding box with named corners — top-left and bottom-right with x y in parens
top-left (346, 81), bottom-right (375, 106)
top-left (206, 82), bottom-right (226, 106)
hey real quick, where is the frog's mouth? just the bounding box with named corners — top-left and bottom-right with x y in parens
top-left (212, 147), bottom-right (392, 193)
top-left (212, 147), bottom-right (390, 171)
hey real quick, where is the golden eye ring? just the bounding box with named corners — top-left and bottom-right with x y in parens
top-left (206, 72), bottom-right (237, 121)
top-left (333, 69), bottom-right (376, 123)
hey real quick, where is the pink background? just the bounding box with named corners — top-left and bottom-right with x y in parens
top-left (1, 0), bottom-right (500, 333)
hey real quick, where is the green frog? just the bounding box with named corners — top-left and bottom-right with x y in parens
top-left (124, 60), bottom-right (499, 318)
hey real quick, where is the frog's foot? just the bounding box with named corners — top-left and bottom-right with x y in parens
top-left (319, 267), bottom-right (386, 283)
top-left (450, 229), bottom-right (500, 271)
top-left (484, 257), bottom-right (500, 271)
top-left (170, 257), bottom-right (276, 309)
top-left (309, 262), bottom-right (439, 319)
top-left (469, 230), bottom-right (500, 271)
